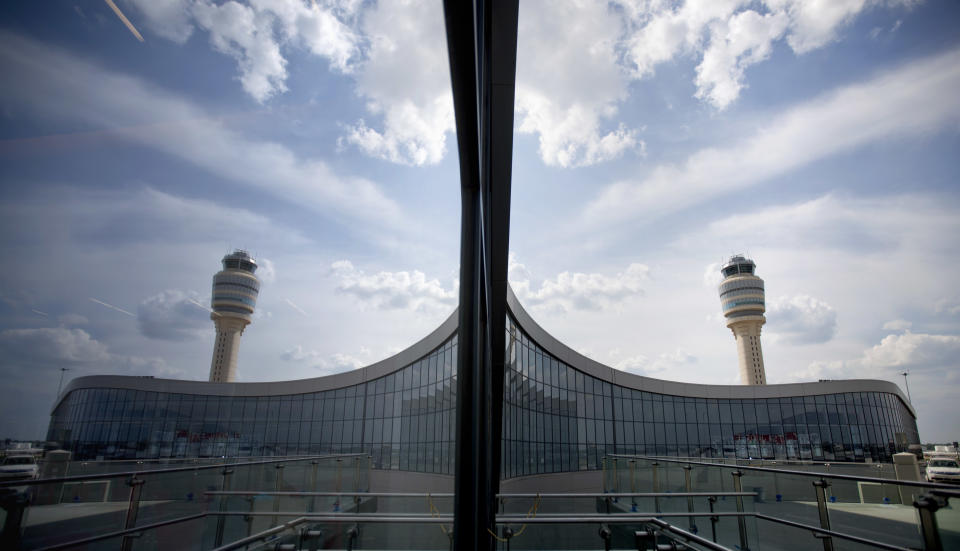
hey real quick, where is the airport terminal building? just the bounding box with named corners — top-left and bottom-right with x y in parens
top-left (47, 289), bottom-right (919, 475)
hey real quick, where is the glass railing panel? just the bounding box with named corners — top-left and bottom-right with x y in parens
top-left (136, 467), bottom-right (223, 525)
top-left (7, 455), bottom-right (365, 550)
top-left (933, 495), bottom-right (960, 549)
top-left (19, 477), bottom-right (130, 549)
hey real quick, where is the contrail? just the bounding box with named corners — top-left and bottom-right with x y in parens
top-left (187, 298), bottom-right (219, 317)
top-left (104, 0), bottom-right (145, 42)
top-left (285, 298), bottom-right (308, 316)
top-left (31, 309), bottom-right (49, 317)
top-left (88, 297), bottom-right (135, 317)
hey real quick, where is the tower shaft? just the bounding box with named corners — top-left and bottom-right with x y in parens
top-left (731, 320), bottom-right (766, 385)
top-left (209, 316), bottom-right (249, 383)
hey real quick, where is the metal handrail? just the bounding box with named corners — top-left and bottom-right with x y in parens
top-left (646, 518), bottom-right (733, 551)
top-left (33, 512), bottom-right (207, 551)
top-left (754, 513), bottom-right (915, 551)
top-left (203, 490), bottom-right (758, 498)
top-left (27, 505), bottom-right (932, 551)
top-left (608, 454), bottom-right (956, 489)
top-left (0, 453), bottom-right (366, 488)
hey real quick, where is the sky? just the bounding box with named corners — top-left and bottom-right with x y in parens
top-left (0, 0), bottom-right (958, 443)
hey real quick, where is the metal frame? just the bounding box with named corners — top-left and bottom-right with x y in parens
top-left (30, 496), bottom-right (934, 551)
top-left (444, 1), bottom-right (519, 549)
top-left (608, 454), bottom-right (957, 489)
top-left (0, 454), bottom-right (362, 489)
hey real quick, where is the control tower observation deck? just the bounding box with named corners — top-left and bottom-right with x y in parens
top-left (209, 250), bottom-right (260, 383)
top-left (718, 255), bottom-right (767, 385)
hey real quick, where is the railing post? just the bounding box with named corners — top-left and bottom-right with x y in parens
top-left (602, 456), bottom-right (607, 493)
top-left (366, 454), bottom-right (372, 492)
top-left (599, 524), bottom-right (612, 551)
top-left (354, 456), bottom-right (361, 491)
top-left (0, 488), bottom-right (29, 549)
top-left (684, 465), bottom-right (696, 534)
top-left (346, 524), bottom-right (359, 551)
top-left (334, 458), bottom-right (343, 512)
top-left (629, 459), bottom-right (637, 512)
top-left (273, 464), bottom-right (285, 527)
top-left (707, 496), bottom-right (718, 543)
top-left (613, 458), bottom-right (620, 495)
top-left (913, 493), bottom-right (945, 551)
top-left (245, 497), bottom-right (255, 537)
top-left (635, 526), bottom-right (657, 551)
top-left (309, 460), bottom-right (319, 513)
top-left (121, 475), bottom-right (145, 551)
top-left (214, 467), bottom-right (233, 547)
top-left (812, 479), bottom-right (834, 551)
top-left (651, 462), bottom-right (661, 514)
top-left (731, 470), bottom-right (749, 551)
top-left (302, 527), bottom-right (323, 551)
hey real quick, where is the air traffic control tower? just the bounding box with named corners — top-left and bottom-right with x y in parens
top-left (718, 255), bottom-right (767, 385)
top-left (209, 250), bottom-right (260, 382)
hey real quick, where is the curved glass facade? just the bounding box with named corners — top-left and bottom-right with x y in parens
top-left (49, 336), bottom-right (458, 474)
top-left (48, 312), bottom-right (919, 476)
top-left (502, 317), bottom-right (919, 477)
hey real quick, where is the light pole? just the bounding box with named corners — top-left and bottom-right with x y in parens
top-left (902, 371), bottom-right (912, 404)
top-left (56, 367), bottom-right (69, 398)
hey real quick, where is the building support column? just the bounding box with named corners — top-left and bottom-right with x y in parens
top-left (444, 1), bottom-right (519, 550)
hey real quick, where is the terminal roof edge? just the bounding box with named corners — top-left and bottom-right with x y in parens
top-left (53, 286), bottom-right (915, 417)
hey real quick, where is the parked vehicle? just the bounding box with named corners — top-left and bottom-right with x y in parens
top-left (925, 458), bottom-right (960, 484)
top-left (0, 455), bottom-right (39, 480)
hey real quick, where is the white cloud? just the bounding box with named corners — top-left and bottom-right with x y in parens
top-left (0, 32), bottom-right (403, 231)
top-left (779, 0), bottom-right (872, 54)
top-left (258, 258), bottom-right (277, 284)
top-left (510, 256), bottom-right (649, 313)
top-left (862, 332), bottom-right (960, 370)
top-left (935, 298), bottom-right (960, 316)
top-left (767, 294), bottom-right (838, 344)
top-left (684, 193), bottom-right (960, 257)
top-left (137, 289), bottom-right (210, 341)
top-left (882, 319), bottom-right (912, 331)
top-left (125, 0), bottom-right (360, 103)
top-left (330, 260), bottom-right (456, 313)
top-left (695, 9), bottom-right (789, 109)
top-left (123, 0), bottom-right (913, 167)
top-left (618, 0), bottom-right (899, 109)
top-left (58, 314), bottom-right (90, 327)
top-left (702, 262), bottom-right (723, 288)
top-left (0, 327), bottom-right (181, 377)
top-left (281, 344), bottom-right (369, 373)
top-left (613, 347), bottom-right (698, 376)
top-left (340, 0), bottom-right (453, 166)
top-left (121, 0), bottom-right (195, 43)
top-left (585, 48), bottom-right (960, 224)
top-left (515, 1), bottom-right (641, 167)
top-left (0, 328), bottom-right (109, 363)
top-left (798, 331), bottom-right (960, 381)
top-left (128, 1), bottom-right (451, 166)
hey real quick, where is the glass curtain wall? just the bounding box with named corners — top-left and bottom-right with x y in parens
top-left (49, 315), bottom-right (918, 475)
top-left (501, 316), bottom-right (919, 478)
top-left (48, 337), bottom-right (459, 474)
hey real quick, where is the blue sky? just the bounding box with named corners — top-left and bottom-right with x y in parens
top-left (1, 0), bottom-right (958, 443)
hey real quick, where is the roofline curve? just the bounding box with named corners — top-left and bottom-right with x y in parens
top-left (505, 287), bottom-right (916, 417)
top-left (53, 287), bottom-right (916, 419)
top-left (53, 307), bottom-right (458, 412)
